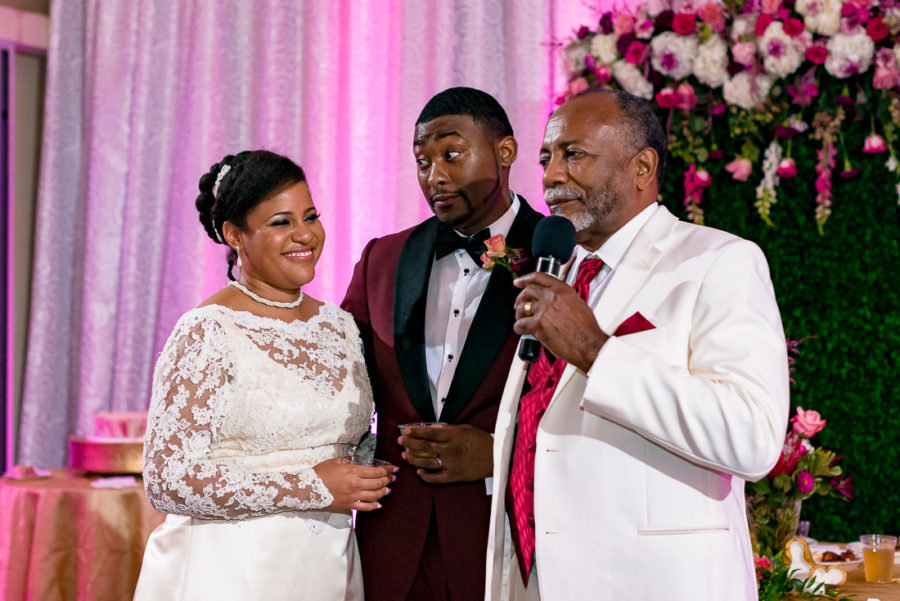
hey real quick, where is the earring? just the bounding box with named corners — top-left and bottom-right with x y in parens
top-left (234, 246), bottom-right (242, 269)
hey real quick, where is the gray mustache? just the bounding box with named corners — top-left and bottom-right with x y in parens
top-left (544, 188), bottom-right (582, 202)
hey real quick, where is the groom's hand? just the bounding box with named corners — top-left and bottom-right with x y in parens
top-left (399, 424), bottom-right (493, 483)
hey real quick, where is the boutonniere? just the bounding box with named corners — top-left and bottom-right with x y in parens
top-left (480, 234), bottom-right (526, 276)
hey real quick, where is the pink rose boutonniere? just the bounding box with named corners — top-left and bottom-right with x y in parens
top-left (480, 234), bottom-right (526, 276)
top-left (791, 406), bottom-right (826, 437)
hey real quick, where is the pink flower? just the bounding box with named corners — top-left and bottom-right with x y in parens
top-left (797, 471), bottom-right (815, 494)
top-left (732, 42), bottom-right (757, 66)
top-left (480, 234), bottom-right (525, 275)
top-left (769, 434), bottom-right (806, 476)
top-left (866, 17), bottom-right (890, 41)
top-left (762, 0), bottom-right (782, 14)
top-left (805, 45), bottom-right (828, 64)
top-left (697, 3), bottom-right (726, 31)
top-left (625, 40), bottom-right (648, 65)
top-left (755, 13), bottom-right (775, 36)
top-left (655, 87), bottom-right (680, 108)
top-left (863, 134), bottom-right (888, 153)
top-left (783, 17), bottom-right (805, 37)
top-left (594, 64), bottom-right (612, 83)
top-left (614, 13), bottom-right (635, 36)
top-left (635, 18), bottom-right (656, 39)
top-left (776, 157), bottom-right (798, 177)
top-left (725, 157), bottom-right (753, 181)
top-left (675, 82), bottom-right (697, 109)
top-left (673, 13), bottom-right (697, 35)
top-left (873, 67), bottom-right (900, 90)
top-left (568, 77), bottom-right (589, 96)
top-left (791, 407), bottom-right (826, 437)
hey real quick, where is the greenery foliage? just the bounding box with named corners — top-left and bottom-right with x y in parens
top-left (657, 125), bottom-right (900, 542)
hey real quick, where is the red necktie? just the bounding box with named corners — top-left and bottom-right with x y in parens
top-left (507, 257), bottom-right (604, 584)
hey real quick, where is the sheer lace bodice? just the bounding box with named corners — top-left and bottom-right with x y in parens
top-left (143, 303), bottom-right (374, 520)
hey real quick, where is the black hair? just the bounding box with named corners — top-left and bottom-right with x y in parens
top-left (195, 150), bottom-right (307, 281)
top-left (576, 88), bottom-right (667, 183)
top-left (415, 86), bottom-right (514, 140)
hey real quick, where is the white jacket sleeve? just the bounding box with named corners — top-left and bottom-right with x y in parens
top-left (581, 240), bottom-right (789, 481)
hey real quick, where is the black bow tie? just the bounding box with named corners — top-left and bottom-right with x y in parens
top-left (434, 225), bottom-right (491, 265)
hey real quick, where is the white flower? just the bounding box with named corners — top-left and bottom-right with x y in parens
top-left (651, 32), bottom-right (698, 80)
top-left (723, 72), bottom-right (774, 110)
top-left (612, 60), bottom-right (654, 99)
top-left (563, 38), bottom-right (591, 74)
top-left (893, 42), bottom-right (900, 68)
top-left (591, 33), bottom-right (619, 65)
top-left (886, 154), bottom-right (898, 172)
top-left (694, 35), bottom-right (729, 88)
top-left (730, 14), bottom-right (756, 42)
top-left (825, 31), bottom-right (875, 78)
top-left (795, 0), bottom-right (843, 36)
top-left (758, 22), bottom-right (804, 78)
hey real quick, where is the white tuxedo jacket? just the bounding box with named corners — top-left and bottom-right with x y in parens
top-left (485, 205), bottom-right (789, 601)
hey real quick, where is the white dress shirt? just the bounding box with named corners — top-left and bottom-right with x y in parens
top-left (565, 203), bottom-right (658, 306)
top-left (424, 192), bottom-right (521, 419)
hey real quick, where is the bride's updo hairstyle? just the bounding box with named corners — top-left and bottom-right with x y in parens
top-left (196, 150), bottom-right (307, 281)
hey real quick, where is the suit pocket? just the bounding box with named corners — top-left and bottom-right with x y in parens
top-left (640, 442), bottom-right (731, 533)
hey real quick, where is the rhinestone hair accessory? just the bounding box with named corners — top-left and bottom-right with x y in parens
top-left (212, 164), bottom-right (232, 198)
top-left (210, 163), bottom-right (232, 243)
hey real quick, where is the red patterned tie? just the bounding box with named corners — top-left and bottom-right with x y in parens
top-left (507, 257), bottom-right (604, 584)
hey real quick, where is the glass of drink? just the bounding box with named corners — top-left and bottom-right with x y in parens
top-left (347, 455), bottom-right (392, 468)
top-left (398, 422), bottom-right (447, 458)
top-left (860, 534), bottom-right (897, 583)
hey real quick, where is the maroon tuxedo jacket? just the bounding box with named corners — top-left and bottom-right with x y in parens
top-left (341, 197), bottom-right (542, 601)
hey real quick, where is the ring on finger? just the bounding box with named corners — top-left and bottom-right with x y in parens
top-left (522, 301), bottom-right (534, 316)
top-left (435, 455), bottom-right (443, 469)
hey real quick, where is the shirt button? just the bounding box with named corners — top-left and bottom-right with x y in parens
top-left (441, 397), bottom-right (447, 405)
top-left (453, 309), bottom-right (460, 317)
top-left (463, 268), bottom-right (470, 275)
top-left (447, 354), bottom-right (454, 362)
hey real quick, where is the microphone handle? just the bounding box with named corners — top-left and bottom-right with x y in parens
top-left (517, 256), bottom-right (563, 363)
top-left (518, 335), bottom-right (542, 363)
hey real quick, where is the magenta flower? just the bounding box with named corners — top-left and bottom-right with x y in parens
top-left (755, 13), bottom-right (775, 35)
top-left (863, 134), bottom-right (888, 154)
top-left (776, 158), bottom-right (798, 178)
top-left (783, 17), bottom-right (805, 36)
top-left (725, 157), bottom-right (753, 181)
top-left (673, 13), bottom-right (697, 35)
top-left (830, 476), bottom-right (854, 499)
top-left (576, 25), bottom-right (590, 39)
top-left (625, 40), bottom-right (648, 65)
top-left (655, 88), bottom-right (679, 108)
top-left (805, 45), bottom-right (828, 64)
top-left (797, 471), bottom-right (815, 494)
top-left (594, 65), bottom-right (612, 84)
top-left (867, 17), bottom-right (890, 41)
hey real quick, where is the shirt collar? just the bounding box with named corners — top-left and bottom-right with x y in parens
top-left (451, 190), bottom-right (520, 239)
top-left (575, 203), bottom-right (658, 270)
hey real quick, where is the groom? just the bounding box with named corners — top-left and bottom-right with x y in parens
top-left (342, 87), bottom-right (542, 601)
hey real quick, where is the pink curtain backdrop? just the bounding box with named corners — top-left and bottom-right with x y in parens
top-left (16, 0), bottom-right (611, 467)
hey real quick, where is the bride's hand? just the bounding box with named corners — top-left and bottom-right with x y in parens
top-left (314, 458), bottom-right (396, 512)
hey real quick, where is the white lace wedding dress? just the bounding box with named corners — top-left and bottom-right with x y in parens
top-left (133, 303), bottom-right (373, 601)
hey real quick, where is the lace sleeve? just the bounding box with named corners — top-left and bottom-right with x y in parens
top-left (143, 312), bottom-right (335, 520)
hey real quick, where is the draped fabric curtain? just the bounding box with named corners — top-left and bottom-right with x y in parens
top-left (18, 0), bottom-right (605, 467)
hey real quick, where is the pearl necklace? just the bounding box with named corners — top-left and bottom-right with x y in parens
top-left (229, 280), bottom-right (304, 308)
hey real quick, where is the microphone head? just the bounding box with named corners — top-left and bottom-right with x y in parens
top-left (532, 215), bottom-right (576, 262)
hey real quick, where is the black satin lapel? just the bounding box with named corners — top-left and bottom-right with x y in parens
top-left (439, 197), bottom-right (544, 423)
top-left (394, 218), bottom-right (439, 422)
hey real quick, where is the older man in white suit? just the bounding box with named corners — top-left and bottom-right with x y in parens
top-left (484, 89), bottom-right (790, 601)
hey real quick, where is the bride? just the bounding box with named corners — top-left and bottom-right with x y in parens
top-left (133, 150), bottom-right (394, 601)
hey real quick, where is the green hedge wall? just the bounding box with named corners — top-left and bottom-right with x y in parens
top-left (658, 127), bottom-right (900, 542)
